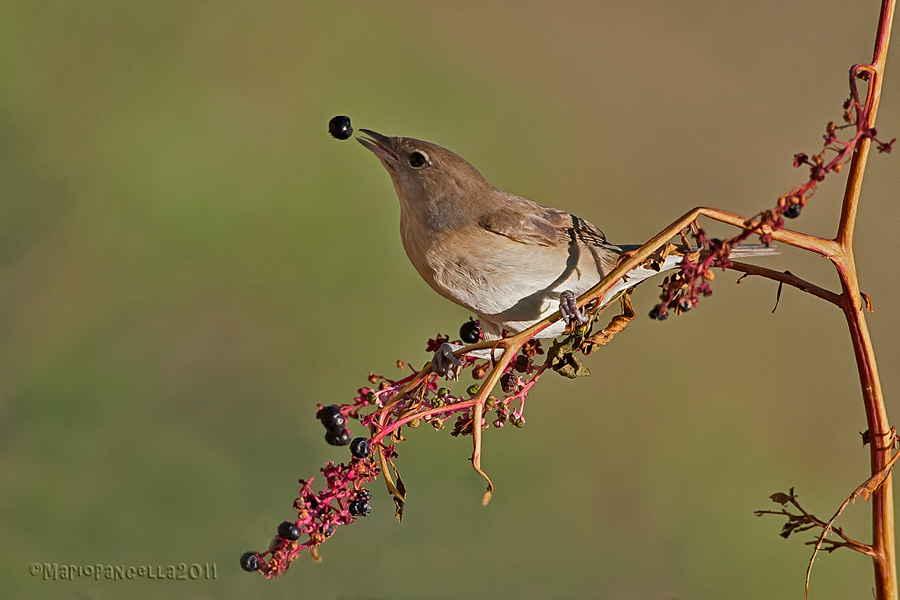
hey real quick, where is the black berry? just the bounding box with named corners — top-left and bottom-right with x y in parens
top-left (784, 202), bottom-right (802, 219)
top-left (318, 405), bottom-right (346, 433)
top-left (349, 500), bottom-right (372, 517)
top-left (679, 299), bottom-right (693, 312)
top-left (322, 524), bottom-right (335, 537)
top-left (513, 355), bottom-right (529, 373)
top-left (325, 428), bottom-right (352, 446)
top-left (459, 318), bottom-right (481, 344)
top-left (356, 489), bottom-right (372, 502)
top-left (239, 551), bottom-right (261, 573)
top-left (328, 115), bottom-right (353, 140)
top-left (648, 306), bottom-right (668, 321)
top-left (277, 520), bottom-right (301, 541)
top-left (500, 373), bottom-right (518, 393)
top-left (350, 437), bottom-right (370, 459)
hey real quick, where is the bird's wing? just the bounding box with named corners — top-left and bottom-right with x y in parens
top-left (477, 203), bottom-right (565, 247)
top-left (478, 195), bottom-right (612, 248)
top-left (478, 196), bottom-right (620, 273)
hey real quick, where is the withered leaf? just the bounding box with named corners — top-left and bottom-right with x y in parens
top-left (554, 353), bottom-right (591, 378)
top-left (388, 459), bottom-right (408, 523)
top-left (547, 334), bottom-right (591, 378)
top-left (861, 292), bottom-right (874, 312)
top-left (772, 281), bottom-right (784, 313)
top-left (770, 491), bottom-right (794, 506)
top-left (393, 496), bottom-right (405, 523)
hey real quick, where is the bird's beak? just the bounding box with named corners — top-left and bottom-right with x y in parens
top-left (357, 129), bottom-right (399, 163)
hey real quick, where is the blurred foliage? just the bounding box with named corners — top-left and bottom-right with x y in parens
top-left (1, 1), bottom-right (898, 598)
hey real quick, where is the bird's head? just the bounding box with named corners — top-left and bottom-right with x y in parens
top-left (357, 130), bottom-right (494, 215)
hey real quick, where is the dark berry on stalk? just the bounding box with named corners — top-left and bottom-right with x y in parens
top-left (318, 405), bottom-right (346, 432)
top-left (514, 355), bottom-right (529, 373)
top-left (328, 115), bottom-right (353, 140)
top-left (500, 372), bottom-right (518, 393)
top-left (239, 552), bottom-right (261, 572)
top-left (350, 437), bottom-right (370, 459)
top-left (325, 428), bottom-right (352, 446)
top-left (350, 500), bottom-right (372, 517)
top-left (323, 524), bottom-right (335, 537)
top-left (648, 306), bottom-right (668, 321)
top-left (277, 520), bottom-right (302, 541)
top-left (679, 299), bottom-right (692, 312)
top-left (356, 489), bottom-right (372, 502)
top-left (459, 318), bottom-right (481, 344)
top-left (784, 202), bottom-right (802, 219)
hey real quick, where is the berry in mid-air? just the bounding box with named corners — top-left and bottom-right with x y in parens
top-left (328, 115), bottom-right (353, 140)
top-left (318, 405), bottom-right (346, 432)
top-left (277, 520), bottom-right (302, 541)
top-left (326, 429), bottom-right (352, 446)
top-left (239, 551), bottom-right (261, 572)
top-left (350, 437), bottom-right (370, 459)
top-left (459, 318), bottom-right (481, 344)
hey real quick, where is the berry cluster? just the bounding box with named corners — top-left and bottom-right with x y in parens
top-left (239, 438), bottom-right (379, 578)
top-left (244, 317), bottom-right (547, 578)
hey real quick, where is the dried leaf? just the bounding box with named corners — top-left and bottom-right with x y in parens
top-left (392, 496), bottom-right (405, 523)
top-left (377, 449), bottom-right (407, 523)
top-left (582, 294), bottom-right (635, 354)
top-left (861, 292), bottom-right (874, 312)
top-left (852, 448), bottom-right (900, 502)
top-left (388, 459), bottom-right (407, 523)
top-left (770, 491), bottom-right (794, 506)
top-left (772, 281), bottom-right (784, 313)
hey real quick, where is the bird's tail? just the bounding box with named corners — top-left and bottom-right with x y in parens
top-left (728, 244), bottom-right (780, 259)
top-left (617, 243), bottom-right (779, 259)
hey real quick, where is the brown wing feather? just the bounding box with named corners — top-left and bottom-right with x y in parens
top-left (478, 202), bottom-right (563, 247)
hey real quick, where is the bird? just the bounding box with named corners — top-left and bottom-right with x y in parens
top-left (357, 129), bottom-right (776, 377)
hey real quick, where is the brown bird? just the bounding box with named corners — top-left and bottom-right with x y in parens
top-left (358, 129), bottom-right (775, 377)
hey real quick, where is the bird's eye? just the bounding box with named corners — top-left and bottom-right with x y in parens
top-left (409, 151), bottom-right (428, 168)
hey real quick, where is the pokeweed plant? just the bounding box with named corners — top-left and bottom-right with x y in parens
top-left (243, 2), bottom-right (898, 597)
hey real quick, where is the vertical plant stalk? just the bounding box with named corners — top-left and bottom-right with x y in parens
top-left (832, 1), bottom-right (896, 597)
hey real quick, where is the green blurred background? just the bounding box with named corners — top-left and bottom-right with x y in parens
top-left (2, 1), bottom-right (899, 598)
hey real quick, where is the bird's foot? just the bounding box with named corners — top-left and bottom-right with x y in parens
top-left (432, 342), bottom-right (463, 380)
top-left (559, 290), bottom-right (589, 327)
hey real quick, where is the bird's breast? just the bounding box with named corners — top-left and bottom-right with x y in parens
top-left (400, 216), bottom-right (599, 322)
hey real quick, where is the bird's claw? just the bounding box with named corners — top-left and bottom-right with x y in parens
top-left (432, 342), bottom-right (463, 380)
top-left (559, 290), bottom-right (589, 326)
